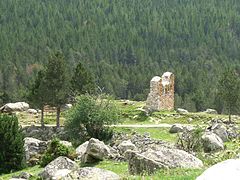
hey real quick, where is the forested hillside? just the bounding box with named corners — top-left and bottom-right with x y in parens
top-left (1, 0), bottom-right (240, 112)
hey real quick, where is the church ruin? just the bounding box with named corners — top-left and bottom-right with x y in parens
top-left (146, 72), bottom-right (174, 111)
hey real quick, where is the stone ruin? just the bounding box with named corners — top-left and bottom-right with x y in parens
top-left (146, 72), bottom-right (174, 111)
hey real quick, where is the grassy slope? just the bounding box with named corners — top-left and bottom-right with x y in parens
top-left (17, 99), bottom-right (232, 126)
top-left (0, 166), bottom-right (43, 180)
top-left (0, 162), bottom-right (204, 180)
top-left (114, 127), bottom-right (177, 143)
top-left (4, 100), bottom-right (239, 179)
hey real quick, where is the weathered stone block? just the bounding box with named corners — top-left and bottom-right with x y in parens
top-left (146, 72), bottom-right (174, 111)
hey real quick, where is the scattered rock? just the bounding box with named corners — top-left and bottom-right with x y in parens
top-left (22, 126), bottom-right (67, 141)
top-left (68, 167), bottom-right (120, 180)
top-left (177, 108), bottom-right (189, 114)
top-left (128, 150), bottom-right (166, 175)
top-left (169, 124), bottom-right (194, 133)
top-left (136, 107), bottom-right (149, 116)
top-left (111, 132), bottom-right (173, 154)
top-left (205, 109), bottom-right (218, 114)
top-left (197, 159), bottom-right (240, 180)
top-left (202, 132), bottom-right (224, 152)
top-left (227, 125), bottom-right (240, 139)
top-left (128, 147), bottom-right (203, 175)
top-left (123, 100), bottom-right (134, 105)
top-left (118, 140), bottom-right (137, 155)
top-left (210, 123), bottom-right (229, 142)
top-left (76, 141), bottom-right (89, 159)
top-left (0, 102), bottom-right (29, 113)
top-left (169, 124), bottom-right (184, 133)
top-left (24, 137), bottom-right (48, 165)
top-left (188, 118), bottom-right (193, 123)
top-left (39, 156), bottom-right (79, 180)
top-left (62, 104), bottom-right (73, 110)
top-left (12, 172), bottom-right (32, 179)
top-left (27, 109), bottom-right (38, 114)
top-left (82, 138), bottom-right (115, 163)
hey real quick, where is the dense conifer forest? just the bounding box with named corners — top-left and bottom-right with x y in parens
top-left (1, 0), bottom-right (240, 112)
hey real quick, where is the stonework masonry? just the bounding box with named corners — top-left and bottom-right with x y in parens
top-left (146, 72), bottom-right (174, 111)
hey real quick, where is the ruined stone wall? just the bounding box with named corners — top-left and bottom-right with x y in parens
top-left (146, 72), bottom-right (174, 111)
top-left (159, 72), bottom-right (174, 110)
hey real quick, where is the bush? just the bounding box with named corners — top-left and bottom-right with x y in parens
top-left (65, 95), bottom-right (119, 145)
top-left (176, 126), bottom-right (204, 152)
top-left (0, 114), bottom-right (26, 174)
top-left (40, 138), bottom-right (76, 167)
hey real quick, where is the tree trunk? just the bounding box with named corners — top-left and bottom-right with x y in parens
top-left (228, 107), bottom-right (231, 123)
top-left (56, 106), bottom-right (61, 128)
top-left (41, 106), bottom-right (44, 128)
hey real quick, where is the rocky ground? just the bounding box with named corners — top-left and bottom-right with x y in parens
top-left (1, 100), bottom-right (240, 180)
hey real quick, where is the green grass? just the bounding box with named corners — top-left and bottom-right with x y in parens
top-left (0, 161), bottom-right (204, 180)
top-left (0, 166), bottom-right (43, 180)
top-left (17, 99), bottom-right (236, 127)
top-left (95, 160), bottom-right (204, 180)
top-left (114, 127), bottom-right (177, 143)
top-left (96, 160), bottom-right (128, 175)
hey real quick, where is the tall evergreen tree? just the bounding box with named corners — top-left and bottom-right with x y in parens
top-left (218, 67), bottom-right (240, 122)
top-left (0, 115), bottom-right (25, 174)
top-left (27, 70), bottom-right (46, 127)
top-left (44, 52), bottom-right (69, 128)
top-left (71, 61), bottom-right (95, 97)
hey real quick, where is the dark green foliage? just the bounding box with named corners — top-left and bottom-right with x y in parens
top-left (44, 52), bottom-right (70, 127)
top-left (176, 127), bottom-right (204, 152)
top-left (27, 70), bottom-right (46, 127)
top-left (44, 52), bottom-right (69, 106)
top-left (28, 70), bottom-right (45, 107)
top-left (1, 0), bottom-right (240, 113)
top-left (40, 138), bottom-right (75, 167)
top-left (71, 61), bottom-right (96, 96)
top-left (0, 115), bottom-right (26, 174)
top-left (65, 95), bottom-right (118, 144)
top-left (218, 67), bottom-right (240, 121)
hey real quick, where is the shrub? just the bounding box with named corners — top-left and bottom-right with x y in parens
top-left (65, 94), bottom-right (119, 145)
top-left (0, 114), bottom-right (26, 174)
top-left (40, 138), bottom-right (76, 167)
top-left (176, 126), bottom-right (204, 152)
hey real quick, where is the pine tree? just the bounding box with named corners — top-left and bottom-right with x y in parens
top-left (27, 70), bottom-right (47, 127)
top-left (71, 61), bottom-right (95, 96)
top-left (44, 52), bottom-right (69, 128)
top-left (0, 115), bottom-right (25, 174)
top-left (218, 67), bottom-right (240, 122)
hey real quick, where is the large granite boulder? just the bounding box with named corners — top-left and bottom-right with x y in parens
top-left (81, 138), bottom-right (116, 163)
top-left (169, 124), bottom-right (194, 133)
top-left (118, 140), bottom-right (137, 155)
top-left (197, 159), bottom-right (240, 180)
top-left (68, 167), bottom-right (120, 180)
top-left (169, 124), bottom-right (184, 133)
top-left (127, 150), bottom-right (166, 175)
top-left (39, 156), bottom-right (78, 180)
top-left (210, 123), bottom-right (229, 142)
top-left (0, 102), bottom-right (29, 112)
top-left (128, 147), bottom-right (203, 175)
top-left (24, 137), bottom-right (48, 165)
top-left (76, 141), bottom-right (89, 159)
top-left (202, 132), bottom-right (224, 152)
